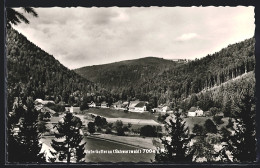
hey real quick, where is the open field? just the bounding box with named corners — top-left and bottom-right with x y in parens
top-left (184, 116), bottom-right (230, 132)
top-left (40, 135), bottom-right (155, 162)
top-left (90, 134), bottom-right (160, 149)
top-left (84, 108), bottom-right (157, 120)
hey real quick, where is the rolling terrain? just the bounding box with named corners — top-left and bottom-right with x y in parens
top-left (74, 37), bottom-right (255, 113)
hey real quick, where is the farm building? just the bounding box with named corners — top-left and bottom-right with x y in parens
top-left (152, 105), bottom-right (172, 114)
top-left (215, 112), bottom-right (224, 117)
top-left (113, 101), bottom-right (128, 110)
top-left (187, 107), bottom-right (204, 117)
top-left (101, 101), bottom-right (109, 108)
top-left (66, 106), bottom-right (80, 113)
top-left (35, 98), bottom-right (55, 105)
top-left (88, 101), bottom-right (96, 108)
top-left (128, 100), bottom-right (147, 113)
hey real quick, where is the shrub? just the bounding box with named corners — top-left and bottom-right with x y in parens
top-left (192, 124), bottom-right (204, 135)
top-left (105, 128), bottom-right (112, 134)
top-left (87, 122), bottom-right (95, 134)
top-left (140, 125), bottom-right (157, 137)
top-left (114, 120), bottom-right (125, 136)
top-left (213, 116), bottom-right (224, 125)
top-left (204, 119), bottom-right (217, 133)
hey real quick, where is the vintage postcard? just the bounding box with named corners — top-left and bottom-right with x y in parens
top-left (5, 6), bottom-right (256, 164)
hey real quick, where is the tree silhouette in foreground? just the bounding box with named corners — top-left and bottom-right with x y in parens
top-left (155, 112), bottom-right (194, 162)
top-left (6, 7), bottom-right (38, 29)
top-left (223, 86), bottom-right (256, 162)
top-left (51, 112), bottom-right (86, 163)
top-left (8, 97), bottom-right (45, 163)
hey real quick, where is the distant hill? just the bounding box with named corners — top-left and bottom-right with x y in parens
top-left (6, 28), bottom-right (103, 110)
top-left (74, 57), bottom-right (181, 90)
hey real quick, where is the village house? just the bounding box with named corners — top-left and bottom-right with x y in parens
top-left (69, 106), bottom-right (80, 113)
top-left (128, 100), bottom-right (147, 113)
top-left (187, 107), bottom-right (204, 117)
top-left (35, 98), bottom-right (55, 105)
top-left (215, 112), bottom-right (224, 118)
top-left (152, 104), bottom-right (173, 114)
top-left (101, 101), bottom-right (109, 108)
top-left (88, 101), bottom-right (96, 108)
top-left (113, 101), bottom-right (128, 110)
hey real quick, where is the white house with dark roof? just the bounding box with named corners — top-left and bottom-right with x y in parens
top-left (113, 101), bottom-right (128, 110)
top-left (187, 107), bottom-right (203, 117)
top-left (35, 98), bottom-right (55, 105)
top-left (128, 101), bottom-right (147, 113)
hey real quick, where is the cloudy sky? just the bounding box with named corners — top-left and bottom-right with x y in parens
top-left (13, 7), bottom-right (255, 69)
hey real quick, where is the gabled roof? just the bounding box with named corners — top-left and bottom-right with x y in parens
top-left (188, 107), bottom-right (197, 112)
top-left (123, 101), bottom-right (129, 105)
top-left (129, 101), bottom-right (140, 108)
top-left (135, 102), bottom-right (146, 108)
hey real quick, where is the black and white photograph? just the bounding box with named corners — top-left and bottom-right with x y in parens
top-left (5, 6), bottom-right (256, 163)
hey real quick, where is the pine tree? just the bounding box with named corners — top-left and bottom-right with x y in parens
top-left (224, 86), bottom-right (256, 162)
top-left (51, 112), bottom-right (86, 163)
top-left (155, 112), bottom-right (194, 162)
top-left (8, 97), bottom-right (45, 163)
top-left (6, 8), bottom-right (38, 29)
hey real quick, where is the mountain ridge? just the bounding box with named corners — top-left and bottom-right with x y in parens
top-left (74, 37), bottom-right (255, 109)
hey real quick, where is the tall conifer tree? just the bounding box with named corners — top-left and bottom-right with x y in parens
top-left (51, 112), bottom-right (86, 163)
top-left (8, 97), bottom-right (45, 163)
top-left (223, 86), bottom-right (256, 162)
top-left (155, 111), bottom-right (194, 162)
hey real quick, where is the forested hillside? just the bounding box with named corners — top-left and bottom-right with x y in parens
top-left (75, 37), bottom-right (255, 114)
top-left (6, 28), bottom-right (107, 110)
top-left (74, 57), bottom-right (182, 89)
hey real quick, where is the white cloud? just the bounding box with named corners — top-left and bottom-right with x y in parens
top-left (12, 7), bottom-right (255, 69)
top-left (176, 33), bottom-right (199, 41)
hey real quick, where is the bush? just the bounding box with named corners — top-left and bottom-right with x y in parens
top-left (209, 107), bottom-right (219, 116)
top-left (204, 119), bottom-right (217, 133)
top-left (192, 124), bottom-right (204, 135)
top-left (213, 116), bottom-right (224, 125)
top-left (114, 120), bottom-right (125, 136)
top-left (140, 125), bottom-right (157, 137)
top-left (105, 128), bottom-right (112, 134)
top-left (88, 122), bottom-right (95, 134)
top-left (116, 127), bottom-right (125, 136)
top-left (80, 101), bottom-right (89, 111)
top-left (94, 116), bottom-right (107, 128)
